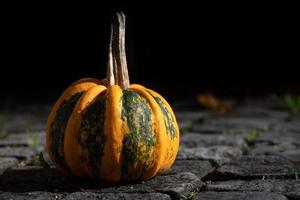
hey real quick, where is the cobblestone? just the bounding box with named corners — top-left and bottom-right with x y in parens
top-left (206, 179), bottom-right (300, 199)
top-left (0, 100), bottom-right (299, 200)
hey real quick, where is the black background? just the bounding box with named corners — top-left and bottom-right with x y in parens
top-left (1, 2), bottom-right (299, 104)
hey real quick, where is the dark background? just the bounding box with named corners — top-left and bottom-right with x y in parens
top-left (1, 2), bottom-right (299, 105)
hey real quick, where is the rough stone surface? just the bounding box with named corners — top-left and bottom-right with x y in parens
top-left (177, 146), bottom-right (243, 165)
top-left (1, 100), bottom-right (300, 199)
top-left (0, 166), bottom-right (74, 192)
top-left (0, 132), bottom-right (45, 147)
top-left (256, 131), bottom-right (300, 146)
top-left (147, 172), bottom-right (203, 199)
top-left (0, 147), bottom-right (37, 158)
top-left (167, 160), bottom-right (215, 179)
top-left (91, 172), bottom-right (203, 199)
top-left (192, 117), bottom-right (276, 133)
top-left (180, 133), bottom-right (245, 148)
top-left (206, 179), bottom-right (300, 199)
top-left (250, 142), bottom-right (298, 155)
top-left (97, 183), bottom-right (155, 193)
top-left (194, 191), bottom-right (288, 200)
top-left (64, 192), bottom-right (171, 200)
top-left (229, 106), bottom-right (289, 120)
top-left (0, 157), bottom-right (18, 175)
top-left (0, 113), bottom-right (47, 133)
top-left (285, 153), bottom-right (300, 171)
top-left (191, 123), bottom-right (222, 134)
top-left (212, 156), bottom-right (298, 180)
top-left (241, 97), bottom-right (287, 110)
top-left (0, 191), bottom-right (65, 200)
top-left (273, 121), bottom-right (300, 133)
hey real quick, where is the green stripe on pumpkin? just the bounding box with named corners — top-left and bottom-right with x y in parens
top-left (50, 92), bottom-right (83, 170)
top-left (121, 90), bottom-right (156, 179)
top-left (78, 95), bottom-right (106, 178)
top-left (152, 96), bottom-right (177, 140)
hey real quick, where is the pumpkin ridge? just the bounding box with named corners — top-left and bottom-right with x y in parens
top-left (49, 92), bottom-right (83, 171)
top-left (120, 89), bottom-right (156, 180)
top-left (78, 93), bottom-right (106, 178)
top-left (63, 85), bottom-right (107, 177)
top-left (100, 85), bottom-right (123, 182)
top-left (151, 95), bottom-right (177, 140)
top-left (146, 89), bottom-right (180, 172)
top-left (129, 84), bottom-right (169, 179)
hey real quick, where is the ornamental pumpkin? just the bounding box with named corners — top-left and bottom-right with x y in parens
top-left (46, 12), bottom-right (179, 182)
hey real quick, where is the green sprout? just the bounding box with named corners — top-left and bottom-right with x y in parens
top-left (243, 142), bottom-right (251, 154)
top-left (27, 130), bottom-right (39, 150)
top-left (284, 94), bottom-right (300, 113)
top-left (186, 191), bottom-right (197, 199)
top-left (242, 130), bottom-right (258, 153)
top-left (244, 130), bottom-right (258, 145)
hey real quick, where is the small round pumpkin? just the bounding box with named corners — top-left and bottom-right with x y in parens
top-left (46, 12), bottom-right (179, 182)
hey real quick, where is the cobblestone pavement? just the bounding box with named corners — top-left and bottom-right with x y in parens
top-left (0, 98), bottom-right (299, 200)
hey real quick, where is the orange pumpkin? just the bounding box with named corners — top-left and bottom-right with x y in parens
top-left (46, 12), bottom-right (179, 182)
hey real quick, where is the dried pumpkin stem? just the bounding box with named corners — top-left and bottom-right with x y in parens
top-left (107, 12), bottom-right (130, 89)
top-left (107, 25), bottom-right (115, 86)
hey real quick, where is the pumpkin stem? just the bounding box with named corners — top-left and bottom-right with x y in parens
top-left (107, 25), bottom-right (115, 86)
top-left (107, 12), bottom-right (130, 89)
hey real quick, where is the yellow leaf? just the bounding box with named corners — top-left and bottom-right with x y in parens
top-left (197, 94), bottom-right (234, 113)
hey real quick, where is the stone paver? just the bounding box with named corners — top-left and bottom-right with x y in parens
top-left (194, 191), bottom-right (288, 200)
top-left (250, 142), bottom-right (299, 156)
top-left (64, 192), bottom-right (171, 200)
top-left (241, 97), bottom-right (287, 110)
top-left (177, 146), bottom-right (243, 166)
top-left (0, 100), bottom-right (300, 200)
top-left (285, 153), bottom-right (300, 171)
top-left (206, 179), bottom-right (300, 199)
top-left (210, 155), bottom-right (298, 180)
top-left (181, 133), bottom-right (246, 148)
top-left (0, 132), bottom-right (45, 147)
top-left (0, 166), bottom-right (75, 192)
top-left (273, 121), bottom-right (300, 133)
top-left (0, 191), bottom-right (65, 200)
top-left (147, 172), bottom-right (203, 199)
top-left (97, 183), bottom-right (155, 193)
top-left (0, 157), bottom-right (18, 175)
top-left (256, 130), bottom-right (300, 146)
top-left (0, 147), bottom-right (37, 158)
top-left (0, 113), bottom-right (47, 133)
top-left (167, 160), bottom-right (215, 179)
top-left (0, 167), bottom-right (201, 199)
top-left (191, 117), bottom-right (276, 133)
top-left (230, 106), bottom-right (289, 120)
top-left (94, 172), bottom-right (198, 199)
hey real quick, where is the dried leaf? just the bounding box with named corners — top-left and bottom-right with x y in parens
top-left (197, 94), bottom-right (234, 113)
